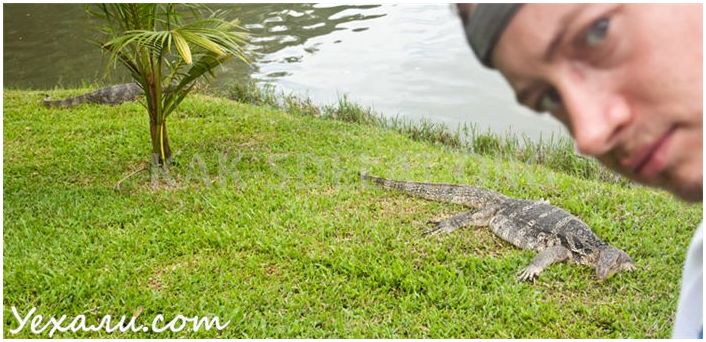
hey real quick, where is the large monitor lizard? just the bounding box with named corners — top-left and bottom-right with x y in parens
top-left (361, 173), bottom-right (636, 281)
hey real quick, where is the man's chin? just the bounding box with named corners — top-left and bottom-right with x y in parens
top-left (610, 163), bottom-right (702, 203)
top-left (595, 159), bottom-right (700, 202)
top-left (673, 183), bottom-right (703, 203)
top-left (668, 165), bottom-right (703, 203)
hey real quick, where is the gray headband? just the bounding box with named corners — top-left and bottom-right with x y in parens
top-left (463, 4), bottom-right (524, 68)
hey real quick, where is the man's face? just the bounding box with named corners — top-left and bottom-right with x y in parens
top-left (490, 4), bottom-right (702, 202)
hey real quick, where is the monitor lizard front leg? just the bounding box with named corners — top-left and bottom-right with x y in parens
top-left (517, 245), bottom-right (572, 281)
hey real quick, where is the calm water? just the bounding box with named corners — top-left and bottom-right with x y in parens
top-left (3, 3), bottom-right (567, 140)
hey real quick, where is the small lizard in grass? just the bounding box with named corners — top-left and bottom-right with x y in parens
top-left (42, 83), bottom-right (143, 108)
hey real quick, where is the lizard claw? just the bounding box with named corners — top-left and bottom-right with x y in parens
top-left (517, 266), bottom-right (541, 282)
top-left (423, 220), bottom-right (440, 236)
top-left (423, 221), bottom-right (453, 236)
top-left (423, 228), bottom-right (440, 236)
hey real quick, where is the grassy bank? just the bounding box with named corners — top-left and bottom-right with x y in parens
top-left (223, 82), bottom-right (626, 185)
top-left (3, 88), bottom-right (702, 338)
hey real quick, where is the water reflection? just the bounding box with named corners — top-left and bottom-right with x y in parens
top-left (217, 3), bottom-right (387, 83)
top-left (3, 3), bottom-right (567, 140)
top-left (3, 3), bottom-right (387, 88)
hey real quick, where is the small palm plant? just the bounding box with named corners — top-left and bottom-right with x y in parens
top-left (90, 4), bottom-right (249, 167)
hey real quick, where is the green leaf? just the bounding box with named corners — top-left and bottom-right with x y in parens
top-left (172, 31), bottom-right (192, 64)
top-left (179, 30), bottom-right (225, 56)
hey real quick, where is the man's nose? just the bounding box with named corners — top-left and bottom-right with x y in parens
top-left (559, 82), bottom-right (630, 157)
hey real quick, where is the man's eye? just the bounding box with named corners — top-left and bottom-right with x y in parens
top-left (585, 17), bottom-right (610, 47)
top-left (537, 88), bottom-right (562, 113)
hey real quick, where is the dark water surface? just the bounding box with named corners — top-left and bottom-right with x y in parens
top-left (3, 3), bottom-right (566, 140)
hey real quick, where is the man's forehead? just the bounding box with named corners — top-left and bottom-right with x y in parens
top-left (493, 5), bottom-right (588, 86)
top-left (458, 4), bottom-right (588, 70)
top-left (495, 4), bottom-right (590, 63)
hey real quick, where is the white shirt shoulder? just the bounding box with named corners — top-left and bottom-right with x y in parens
top-left (672, 223), bottom-right (703, 338)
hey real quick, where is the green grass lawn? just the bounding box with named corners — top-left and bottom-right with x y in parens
top-left (3, 88), bottom-right (702, 338)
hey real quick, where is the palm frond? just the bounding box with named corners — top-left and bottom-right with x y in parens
top-left (171, 31), bottom-right (192, 64)
top-left (90, 3), bottom-right (250, 119)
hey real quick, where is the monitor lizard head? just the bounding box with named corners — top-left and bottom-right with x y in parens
top-left (596, 246), bottom-right (636, 280)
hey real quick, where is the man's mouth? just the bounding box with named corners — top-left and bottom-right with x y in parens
top-left (623, 126), bottom-right (677, 182)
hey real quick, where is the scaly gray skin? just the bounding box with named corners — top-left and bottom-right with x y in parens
top-left (43, 83), bottom-right (143, 108)
top-left (361, 173), bottom-right (636, 281)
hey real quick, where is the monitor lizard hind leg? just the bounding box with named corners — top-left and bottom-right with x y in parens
top-left (517, 245), bottom-right (572, 282)
top-left (425, 205), bottom-right (500, 236)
